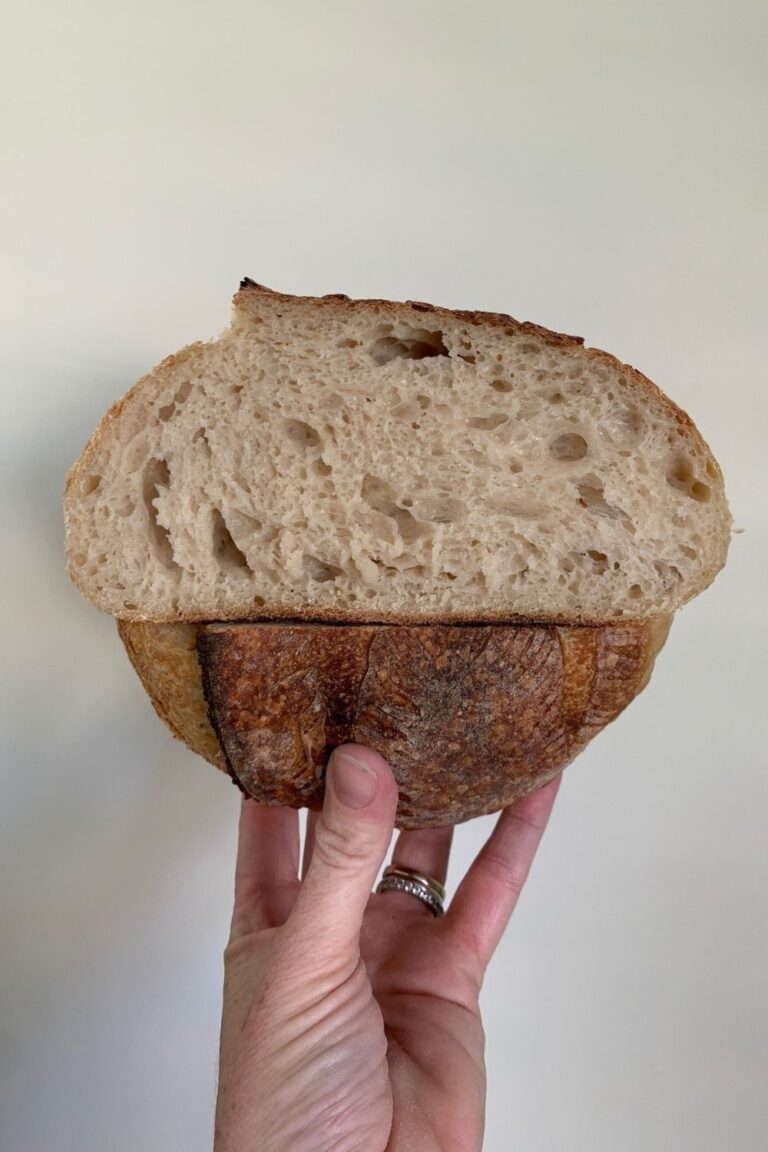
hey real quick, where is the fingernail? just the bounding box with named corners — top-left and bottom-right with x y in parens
top-left (330, 750), bottom-right (378, 810)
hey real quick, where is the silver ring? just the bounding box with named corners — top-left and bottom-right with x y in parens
top-left (376, 865), bottom-right (446, 917)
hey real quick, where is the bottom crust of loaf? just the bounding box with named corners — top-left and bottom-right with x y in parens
top-left (118, 617), bottom-right (670, 828)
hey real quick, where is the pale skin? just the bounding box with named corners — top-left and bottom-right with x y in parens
top-left (214, 745), bottom-right (560, 1152)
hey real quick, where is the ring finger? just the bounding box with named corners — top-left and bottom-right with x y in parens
top-left (377, 823), bottom-right (454, 915)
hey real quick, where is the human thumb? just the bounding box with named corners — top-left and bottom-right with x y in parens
top-left (285, 745), bottom-right (398, 970)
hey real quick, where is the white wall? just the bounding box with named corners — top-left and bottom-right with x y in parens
top-left (1, 2), bottom-right (766, 1149)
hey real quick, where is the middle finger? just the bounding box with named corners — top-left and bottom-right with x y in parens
top-left (389, 824), bottom-right (454, 890)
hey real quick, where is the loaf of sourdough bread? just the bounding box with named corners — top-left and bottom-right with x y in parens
top-left (65, 282), bottom-right (729, 826)
top-left (65, 280), bottom-right (729, 625)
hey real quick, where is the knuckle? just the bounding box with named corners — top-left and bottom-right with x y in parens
top-left (479, 846), bottom-right (525, 896)
top-left (504, 807), bottom-right (547, 835)
top-left (311, 818), bottom-right (372, 873)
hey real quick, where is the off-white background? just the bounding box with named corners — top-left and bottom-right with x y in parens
top-left (1, 2), bottom-right (766, 1149)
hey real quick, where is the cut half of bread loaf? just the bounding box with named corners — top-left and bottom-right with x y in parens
top-left (65, 281), bottom-right (729, 623)
top-left (118, 616), bottom-right (671, 828)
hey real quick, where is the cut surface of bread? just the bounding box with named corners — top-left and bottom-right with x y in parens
top-left (65, 281), bottom-right (730, 624)
top-left (118, 617), bottom-right (670, 828)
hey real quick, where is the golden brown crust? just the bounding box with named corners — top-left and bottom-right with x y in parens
top-left (194, 618), bottom-right (671, 828)
top-left (118, 616), bottom-right (671, 827)
top-left (116, 613), bottom-right (670, 800)
top-left (117, 619), bottom-right (226, 770)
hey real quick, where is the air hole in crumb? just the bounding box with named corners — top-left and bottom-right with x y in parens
top-left (576, 476), bottom-right (626, 520)
top-left (303, 554), bottom-right (344, 582)
top-left (313, 458), bottom-right (332, 476)
top-left (395, 508), bottom-right (433, 543)
top-left (142, 458), bottom-right (180, 572)
top-left (283, 418), bottom-right (321, 448)
top-left (468, 413), bottom-right (509, 431)
top-left (587, 549), bottom-right (609, 572)
top-left (229, 384), bottom-right (244, 395)
top-left (370, 326), bottom-right (449, 365)
top-left (549, 391), bottom-right (564, 405)
top-left (360, 474), bottom-right (433, 542)
top-left (158, 380), bottom-right (193, 422)
top-left (490, 379), bottom-right (514, 393)
top-left (80, 474), bottom-right (101, 496)
top-left (459, 353), bottom-right (476, 364)
top-left (519, 342), bottom-right (539, 354)
top-left (549, 433), bottom-right (588, 462)
top-left (414, 496), bottom-right (468, 524)
top-left (192, 428), bottom-right (211, 457)
top-left (212, 508), bottom-right (251, 573)
top-left (337, 337), bottom-right (359, 348)
top-left (680, 545), bottom-right (697, 559)
top-left (509, 460), bottom-right (523, 474)
top-left (628, 584), bottom-right (643, 599)
top-left (666, 454), bottom-right (711, 502)
top-left (705, 460), bottom-right (719, 480)
top-left (654, 560), bottom-right (683, 585)
top-left (361, 473), bottom-right (399, 515)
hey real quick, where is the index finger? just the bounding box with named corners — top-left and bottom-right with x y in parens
top-left (230, 798), bottom-right (300, 939)
top-left (444, 775), bottom-right (561, 973)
